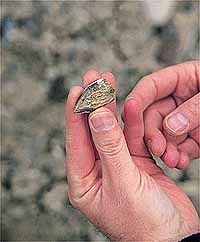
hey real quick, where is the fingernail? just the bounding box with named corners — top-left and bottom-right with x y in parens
top-left (166, 113), bottom-right (189, 133)
top-left (127, 96), bottom-right (134, 101)
top-left (90, 112), bottom-right (114, 131)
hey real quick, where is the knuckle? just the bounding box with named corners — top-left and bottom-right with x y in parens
top-left (67, 190), bottom-right (75, 206)
top-left (70, 116), bottom-right (82, 125)
top-left (67, 190), bottom-right (81, 209)
top-left (69, 197), bottom-right (79, 209)
top-left (66, 136), bottom-right (80, 154)
top-left (97, 133), bottom-right (125, 157)
top-left (188, 96), bottom-right (200, 116)
top-left (144, 107), bottom-right (156, 117)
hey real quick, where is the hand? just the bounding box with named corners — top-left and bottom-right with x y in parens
top-left (66, 70), bottom-right (199, 242)
top-left (123, 61), bottom-right (200, 169)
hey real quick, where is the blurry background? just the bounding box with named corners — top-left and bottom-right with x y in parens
top-left (1, 1), bottom-right (199, 241)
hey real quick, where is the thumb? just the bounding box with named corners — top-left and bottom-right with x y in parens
top-left (88, 107), bottom-right (139, 184)
top-left (164, 93), bottom-right (200, 136)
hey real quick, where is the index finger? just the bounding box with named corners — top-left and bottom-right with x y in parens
top-left (126, 61), bottom-right (200, 111)
top-left (66, 87), bottom-right (95, 187)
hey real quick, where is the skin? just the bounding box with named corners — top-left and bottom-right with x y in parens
top-left (123, 61), bottom-right (200, 169)
top-left (66, 66), bottom-right (199, 242)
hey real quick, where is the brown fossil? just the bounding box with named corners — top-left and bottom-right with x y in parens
top-left (74, 78), bottom-right (115, 114)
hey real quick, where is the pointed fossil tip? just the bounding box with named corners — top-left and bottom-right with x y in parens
top-left (74, 108), bottom-right (79, 113)
top-left (74, 108), bottom-right (90, 114)
top-left (74, 104), bottom-right (90, 114)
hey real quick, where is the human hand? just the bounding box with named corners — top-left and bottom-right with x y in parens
top-left (123, 61), bottom-right (200, 169)
top-left (66, 70), bottom-right (199, 242)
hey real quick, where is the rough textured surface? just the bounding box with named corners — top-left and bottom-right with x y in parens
top-left (75, 78), bottom-right (115, 113)
top-left (1, 1), bottom-right (199, 241)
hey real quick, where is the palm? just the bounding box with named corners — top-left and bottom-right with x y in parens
top-left (85, 153), bottom-right (198, 241)
top-left (132, 155), bottom-right (198, 226)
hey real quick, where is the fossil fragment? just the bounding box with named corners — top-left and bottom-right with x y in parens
top-left (74, 78), bottom-right (115, 114)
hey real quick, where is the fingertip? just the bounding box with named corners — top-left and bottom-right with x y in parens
top-left (83, 70), bottom-right (100, 86)
top-left (163, 112), bottom-right (190, 137)
top-left (66, 86), bottom-right (85, 125)
top-left (162, 153), bottom-right (177, 168)
top-left (123, 97), bottom-right (141, 125)
top-left (147, 133), bottom-right (166, 157)
top-left (66, 86), bottom-right (83, 108)
top-left (125, 97), bottom-right (138, 109)
top-left (176, 152), bottom-right (189, 170)
top-left (101, 72), bottom-right (116, 88)
top-left (162, 142), bottom-right (179, 168)
top-left (123, 96), bottom-right (148, 157)
top-left (70, 85), bottom-right (84, 93)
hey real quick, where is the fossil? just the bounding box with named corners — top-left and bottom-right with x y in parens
top-left (74, 78), bottom-right (115, 114)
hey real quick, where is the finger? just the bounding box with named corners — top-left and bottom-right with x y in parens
top-left (66, 86), bottom-right (96, 196)
top-left (88, 107), bottom-right (140, 188)
top-left (189, 127), bottom-right (200, 145)
top-left (164, 93), bottom-right (200, 136)
top-left (101, 72), bottom-right (116, 89)
top-left (123, 96), bottom-right (149, 157)
top-left (176, 151), bottom-right (189, 170)
top-left (163, 130), bottom-right (187, 146)
top-left (144, 108), bottom-right (166, 157)
top-left (125, 61), bottom-right (199, 112)
top-left (144, 97), bottom-right (176, 157)
top-left (83, 70), bottom-right (102, 160)
top-left (161, 142), bottom-right (179, 168)
top-left (177, 138), bottom-right (200, 160)
top-left (83, 70), bottom-right (100, 86)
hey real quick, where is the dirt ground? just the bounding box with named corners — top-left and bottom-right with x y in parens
top-left (1, 1), bottom-right (199, 241)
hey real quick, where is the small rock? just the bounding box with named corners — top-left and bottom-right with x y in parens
top-left (48, 76), bottom-right (67, 103)
top-left (143, 1), bottom-right (175, 25)
top-left (12, 169), bottom-right (48, 199)
top-left (43, 182), bottom-right (67, 213)
top-left (2, 77), bottom-right (46, 112)
top-left (155, 22), bottom-right (179, 64)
